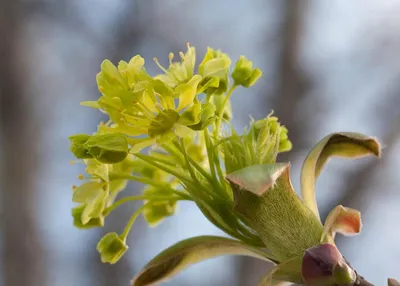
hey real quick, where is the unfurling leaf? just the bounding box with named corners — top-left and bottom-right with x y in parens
top-left (301, 132), bottom-right (381, 219)
top-left (131, 236), bottom-right (275, 286)
top-left (321, 205), bottom-right (362, 243)
top-left (84, 133), bottom-right (129, 164)
top-left (226, 164), bottom-right (323, 262)
top-left (97, 232), bottom-right (128, 264)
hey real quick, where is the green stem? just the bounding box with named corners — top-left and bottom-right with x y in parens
top-left (204, 128), bottom-right (217, 180)
top-left (120, 204), bottom-right (146, 241)
top-left (135, 153), bottom-right (192, 184)
top-left (173, 140), bottom-right (215, 185)
top-left (103, 195), bottom-right (187, 216)
top-left (214, 84), bottom-right (236, 135)
top-left (176, 139), bottom-right (201, 186)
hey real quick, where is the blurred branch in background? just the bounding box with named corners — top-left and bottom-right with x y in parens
top-left (238, 1), bottom-right (308, 285)
top-left (0, 1), bottom-right (46, 286)
top-left (273, 0), bottom-right (311, 160)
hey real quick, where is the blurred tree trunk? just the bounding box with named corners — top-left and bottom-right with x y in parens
top-left (237, 1), bottom-right (307, 285)
top-left (0, 1), bottom-right (46, 286)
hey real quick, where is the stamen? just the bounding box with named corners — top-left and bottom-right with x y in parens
top-left (72, 185), bottom-right (77, 191)
top-left (78, 174), bottom-right (84, 180)
top-left (153, 57), bottom-right (169, 74)
top-left (169, 52), bottom-right (174, 65)
top-left (179, 51), bottom-right (185, 60)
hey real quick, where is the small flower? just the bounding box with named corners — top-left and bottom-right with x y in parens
top-left (231, 56), bottom-right (262, 87)
top-left (96, 232), bottom-right (128, 264)
top-left (142, 186), bottom-right (178, 227)
top-left (198, 47), bottom-right (231, 95)
top-left (72, 181), bottom-right (108, 224)
top-left (72, 204), bottom-right (104, 229)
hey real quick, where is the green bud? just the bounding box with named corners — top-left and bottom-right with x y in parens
top-left (333, 261), bottom-right (357, 284)
top-left (232, 56), bottom-right (262, 87)
top-left (69, 134), bottom-right (93, 159)
top-left (96, 232), bottom-right (128, 264)
top-left (84, 133), bottom-right (129, 164)
top-left (72, 204), bottom-right (104, 229)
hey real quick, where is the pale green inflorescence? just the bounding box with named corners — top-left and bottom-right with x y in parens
top-left (69, 43), bottom-right (290, 264)
top-left (69, 43), bottom-right (393, 286)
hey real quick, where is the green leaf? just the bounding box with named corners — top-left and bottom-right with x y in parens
top-left (69, 134), bottom-right (93, 159)
top-left (131, 236), bottom-right (275, 286)
top-left (97, 232), bottom-right (128, 264)
top-left (258, 256), bottom-right (303, 286)
top-left (226, 164), bottom-right (323, 262)
top-left (84, 133), bottom-right (129, 164)
top-left (301, 132), bottom-right (381, 219)
top-left (72, 204), bottom-right (104, 229)
top-left (148, 109), bottom-right (180, 138)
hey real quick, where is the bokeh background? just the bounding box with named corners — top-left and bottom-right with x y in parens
top-left (1, 1), bottom-right (400, 285)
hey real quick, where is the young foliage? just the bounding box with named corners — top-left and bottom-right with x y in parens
top-left (68, 43), bottom-right (393, 285)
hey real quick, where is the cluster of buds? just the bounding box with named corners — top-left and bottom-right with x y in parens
top-left (68, 44), bottom-right (397, 285)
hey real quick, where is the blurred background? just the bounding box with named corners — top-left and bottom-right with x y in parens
top-left (1, 1), bottom-right (400, 285)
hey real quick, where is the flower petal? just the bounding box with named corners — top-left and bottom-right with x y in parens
top-left (321, 205), bottom-right (362, 243)
top-left (301, 132), bottom-right (381, 219)
top-left (226, 164), bottom-right (323, 262)
top-left (258, 256), bottom-right (303, 286)
top-left (131, 236), bottom-right (275, 286)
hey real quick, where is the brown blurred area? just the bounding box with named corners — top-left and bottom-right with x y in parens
top-left (1, 1), bottom-right (400, 285)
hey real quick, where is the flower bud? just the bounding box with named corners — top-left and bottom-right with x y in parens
top-left (84, 133), bottom-right (129, 164)
top-left (96, 232), bottom-right (128, 264)
top-left (302, 244), bottom-right (356, 286)
top-left (69, 134), bottom-right (93, 159)
top-left (232, 56), bottom-right (262, 87)
top-left (72, 205), bottom-right (104, 229)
